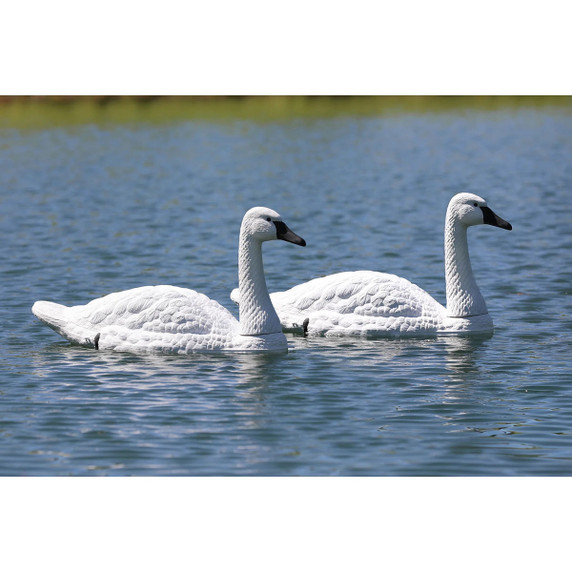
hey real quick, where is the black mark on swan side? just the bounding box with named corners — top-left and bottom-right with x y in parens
top-left (94, 333), bottom-right (100, 350)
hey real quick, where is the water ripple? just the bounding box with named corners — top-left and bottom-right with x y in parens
top-left (1, 109), bottom-right (572, 475)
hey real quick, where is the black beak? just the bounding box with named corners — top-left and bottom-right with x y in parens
top-left (273, 220), bottom-right (306, 246)
top-left (480, 206), bottom-right (512, 231)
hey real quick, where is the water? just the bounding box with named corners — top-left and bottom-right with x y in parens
top-left (1, 107), bottom-right (571, 475)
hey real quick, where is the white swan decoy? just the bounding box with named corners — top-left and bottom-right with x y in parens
top-left (32, 207), bottom-right (306, 353)
top-left (231, 193), bottom-right (511, 336)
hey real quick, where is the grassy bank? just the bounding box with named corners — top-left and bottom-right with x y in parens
top-left (1, 96), bottom-right (571, 128)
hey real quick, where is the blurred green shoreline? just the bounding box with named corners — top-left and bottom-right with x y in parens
top-left (1, 95), bottom-right (571, 128)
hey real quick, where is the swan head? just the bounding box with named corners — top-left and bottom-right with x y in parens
top-left (448, 193), bottom-right (512, 231)
top-left (241, 207), bottom-right (307, 246)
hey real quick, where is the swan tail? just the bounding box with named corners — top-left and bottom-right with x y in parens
top-left (32, 300), bottom-right (98, 347)
top-left (230, 288), bottom-right (240, 304)
top-left (32, 300), bottom-right (68, 327)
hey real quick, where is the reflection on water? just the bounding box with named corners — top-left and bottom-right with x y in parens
top-left (441, 334), bottom-right (492, 383)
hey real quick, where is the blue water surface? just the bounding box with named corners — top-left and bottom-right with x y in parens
top-left (1, 108), bottom-right (571, 475)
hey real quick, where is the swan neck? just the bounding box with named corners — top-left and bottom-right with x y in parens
top-left (444, 217), bottom-right (488, 318)
top-left (238, 234), bottom-right (282, 335)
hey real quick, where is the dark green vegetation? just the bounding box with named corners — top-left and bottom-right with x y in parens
top-left (1, 95), bottom-right (571, 128)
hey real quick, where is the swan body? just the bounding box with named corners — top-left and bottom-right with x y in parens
top-left (32, 207), bottom-right (306, 353)
top-left (231, 193), bottom-right (511, 337)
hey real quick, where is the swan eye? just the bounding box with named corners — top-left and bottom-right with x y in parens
top-left (266, 217), bottom-right (272, 222)
top-left (473, 202), bottom-right (478, 207)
